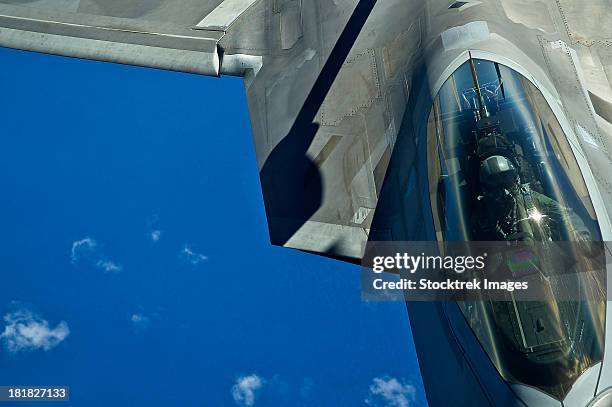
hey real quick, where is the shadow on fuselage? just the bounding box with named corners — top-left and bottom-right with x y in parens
top-left (369, 59), bottom-right (433, 243)
top-left (259, 0), bottom-right (378, 246)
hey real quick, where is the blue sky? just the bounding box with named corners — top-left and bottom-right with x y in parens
top-left (0, 47), bottom-right (426, 406)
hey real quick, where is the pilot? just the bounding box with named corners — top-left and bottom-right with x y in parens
top-left (474, 155), bottom-right (592, 243)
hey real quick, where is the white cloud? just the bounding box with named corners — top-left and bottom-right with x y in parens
top-left (71, 237), bottom-right (122, 273)
top-left (130, 313), bottom-right (151, 330)
top-left (131, 308), bottom-right (164, 331)
top-left (366, 377), bottom-right (415, 407)
top-left (95, 260), bottom-right (122, 273)
top-left (150, 230), bottom-right (161, 242)
top-left (1, 308), bottom-right (69, 353)
top-left (131, 313), bottom-right (149, 324)
top-left (180, 246), bottom-right (208, 265)
top-left (232, 374), bottom-right (263, 406)
top-left (70, 237), bottom-right (97, 264)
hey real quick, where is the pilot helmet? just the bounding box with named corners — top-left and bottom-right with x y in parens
top-left (479, 155), bottom-right (518, 194)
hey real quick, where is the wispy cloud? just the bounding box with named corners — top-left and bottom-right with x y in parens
top-left (232, 374), bottom-right (264, 406)
top-left (130, 307), bottom-right (164, 331)
top-left (147, 214), bottom-right (161, 243)
top-left (366, 377), bottom-right (415, 407)
top-left (70, 237), bottom-right (97, 264)
top-left (180, 245), bottom-right (208, 265)
top-left (131, 313), bottom-right (150, 325)
top-left (1, 306), bottom-right (69, 353)
top-left (95, 260), bottom-right (122, 273)
top-left (150, 230), bottom-right (161, 242)
top-left (71, 237), bottom-right (122, 273)
top-left (130, 313), bottom-right (151, 331)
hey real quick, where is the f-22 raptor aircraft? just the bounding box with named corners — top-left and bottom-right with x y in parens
top-left (2, 0), bottom-right (612, 405)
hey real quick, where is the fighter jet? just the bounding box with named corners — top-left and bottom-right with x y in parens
top-left (2, 0), bottom-right (612, 405)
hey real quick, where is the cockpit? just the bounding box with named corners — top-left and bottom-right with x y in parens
top-left (426, 59), bottom-right (606, 400)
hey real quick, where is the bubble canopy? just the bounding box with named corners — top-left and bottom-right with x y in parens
top-left (426, 59), bottom-right (605, 399)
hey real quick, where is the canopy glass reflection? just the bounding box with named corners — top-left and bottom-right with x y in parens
top-left (426, 59), bottom-right (605, 399)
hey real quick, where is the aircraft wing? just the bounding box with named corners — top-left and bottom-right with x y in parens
top-left (0, 0), bottom-right (229, 75)
top-left (2, 0), bottom-right (612, 263)
top-left (0, 0), bottom-right (390, 260)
